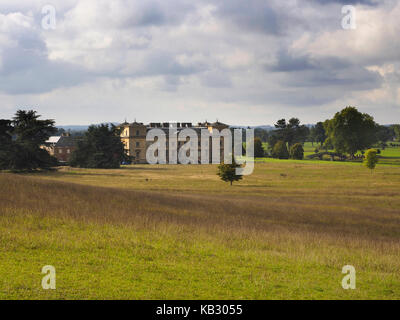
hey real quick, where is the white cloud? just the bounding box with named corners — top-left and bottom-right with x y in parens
top-left (0, 0), bottom-right (399, 125)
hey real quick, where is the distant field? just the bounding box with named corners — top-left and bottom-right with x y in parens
top-left (262, 142), bottom-right (400, 165)
top-left (1, 160), bottom-right (399, 299)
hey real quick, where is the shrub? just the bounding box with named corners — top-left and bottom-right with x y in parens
top-left (290, 143), bottom-right (304, 160)
top-left (364, 149), bottom-right (378, 171)
top-left (272, 141), bottom-right (289, 159)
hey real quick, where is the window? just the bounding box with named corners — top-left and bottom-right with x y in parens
top-left (67, 149), bottom-right (71, 154)
top-left (58, 149), bottom-right (63, 154)
top-left (136, 130), bottom-right (140, 136)
top-left (136, 142), bottom-right (140, 147)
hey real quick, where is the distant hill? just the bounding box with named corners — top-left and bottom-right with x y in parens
top-left (57, 123), bottom-right (119, 132)
top-left (231, 125), bottom-right (275, 130)
top-left (57, 125), bottom-right (89, 131)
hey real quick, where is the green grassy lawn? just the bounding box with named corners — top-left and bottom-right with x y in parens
top-left (262, 141), bottom-right (400, 165)
top-left (1, 159), bottom-right (399, 300)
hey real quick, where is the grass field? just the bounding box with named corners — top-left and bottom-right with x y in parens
top-left (1, 159), bottom-right (399, 299)
top-left (262, 142), bottom-right (400, 165)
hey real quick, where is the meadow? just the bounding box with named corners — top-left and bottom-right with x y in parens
top-left (0, 158), bottom-right (399, 299)
top-left (262, 142), bottom-right (400, 165)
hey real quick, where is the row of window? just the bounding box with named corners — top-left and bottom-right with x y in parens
top-left (57, 148), bottom-right (71, 154)
top-left (131, 140), bottom-right (225, 148)
top-left (124, 130), bottom-right (142, 136)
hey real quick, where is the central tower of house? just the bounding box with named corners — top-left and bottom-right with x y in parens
top-left (119, 121), bottom-right (229, 164)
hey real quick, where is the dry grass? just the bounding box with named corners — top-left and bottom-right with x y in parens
top-left (0, 161), bottom-right (399, 299)
top-left (1, 172), bottom-right (399, 242)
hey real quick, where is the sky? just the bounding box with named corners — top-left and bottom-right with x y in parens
top-left (0, 0), bottom-right (399, 126)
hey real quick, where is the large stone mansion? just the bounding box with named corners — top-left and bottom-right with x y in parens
top-left (119, 121), bottom-right (230, 164)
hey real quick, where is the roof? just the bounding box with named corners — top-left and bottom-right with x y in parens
top-left (46, 136), bottom-right (61, 144)
top-left (211, 121), bottom-right (229, 127)
top-left (45, 136), bottom-right (75, 147)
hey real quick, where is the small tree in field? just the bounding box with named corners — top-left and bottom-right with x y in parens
top-left (364, 149), bottom-right (378, 172)
top-left (217, 157), bottom-right (242, 186)
top-left (290, 143), bottom-right (304, 160)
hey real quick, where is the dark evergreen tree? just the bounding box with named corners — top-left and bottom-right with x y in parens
top-left (70, 124), bottom-right (126, 168)
top-left (0, 110), bottom-right (57, 171)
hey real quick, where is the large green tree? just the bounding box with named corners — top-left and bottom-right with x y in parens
top-left (0, 110), bottom-right (57, 171)
top-left (70, 124), bottom-right (126, 168)
top-left (324, 107), bottom-right (377, 157)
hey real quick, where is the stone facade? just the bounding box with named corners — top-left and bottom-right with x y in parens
top-left (119, 121), bottom-right (230, 164)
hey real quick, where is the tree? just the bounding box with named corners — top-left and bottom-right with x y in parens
top-left (273, 117), bottom-right (308, 148)
top-left (254, 137), bottom-right (265, 157)
top-left (364, 149), bottom-right (378, 172)
top-left (70, 124), bottom-right (126, 168)
top-left (0, 120), bottom-right (13, 170)
top-left (314, 122), bottom-right (326, 145)
top-left (254, 128), bottom-right (269, 142)
top-left (392, 124), bottom-right (400, 142)
top-left (272, 140), bottom-right (289, 159)
top-left (290, 143), bottom-right (304, 160)
top-left (324, 106), bottom-right (377, 157)
top-left (267, 133), bottom-right (279, 154)
top-left (309, 126), bottom-right (316, 146)
top-left (217, 157), bottom-right (243, 186)
top-left (0, 110), bottom-right (57, 171)
top-left (376, 125), bottom-right (394, 147)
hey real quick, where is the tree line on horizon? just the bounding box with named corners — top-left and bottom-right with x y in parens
top-left (252, 106), bottom-right (400, 160)
top-left (1, 107), bottom-right (399, 171)
top-left (0, 110), bottom-right (126, 171)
